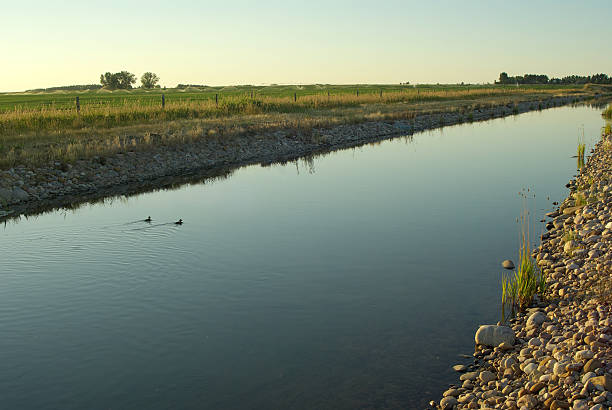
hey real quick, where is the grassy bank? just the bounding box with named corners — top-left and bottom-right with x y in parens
top-left (0, 84), bottom-right (592, 170)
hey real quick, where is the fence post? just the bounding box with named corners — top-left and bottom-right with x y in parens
top-left (356, 90), bottom-right (359, 97)
top-left (76, 96), bottom-right (80, 113)
top-left (250, 90), bottom-right (253, 99)
top-left (215, 93), bottom-right (218, 106)
top-left (162, 94), bottom-right (165, 109)
top-left (380, 90), bottom-right (382, 98)
top-left (294, 92), bottom-right (297, 102)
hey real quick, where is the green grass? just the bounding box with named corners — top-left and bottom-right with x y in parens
top-left (577, 141), bottom-right (586, 159)
top-left (502, 211), bottom-right (547, 316)
top-left (603, 105), bottom-right (612, 119)
top-left (573, 191), bottom-right (588, 206)
top-left (562, 228), bottom-right (578, 244)
top-left (0, 83), bottom-right (583, 113)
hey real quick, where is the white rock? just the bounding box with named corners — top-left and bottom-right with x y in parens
top-left (475, 325), bottom-right (515, 347)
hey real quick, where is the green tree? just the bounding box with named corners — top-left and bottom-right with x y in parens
top-left (116, 71), bottom-right (136, 89)
top-left (99, 71), bottom-right (136, 89)
top-left (141, 72), bottom-right (160, 88)
top-left (100, 72), bottom-right (119, 88)
top-left (498, 72), bottom-right (510, 84)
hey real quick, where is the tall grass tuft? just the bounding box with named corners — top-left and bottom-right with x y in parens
top-left (577, 141), bottom-right (586, 161)
top-left (603, 105), bottom-right (612, 119)
top-left (577, 126), bottom-right (586, 169)
top-left (501, 210), bottom-right (547, 318)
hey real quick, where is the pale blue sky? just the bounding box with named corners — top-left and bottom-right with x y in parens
top-left (2, 0), bottom-right (611, 91)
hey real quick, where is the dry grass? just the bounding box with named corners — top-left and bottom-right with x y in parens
top-left (0, 87), bottom-right (575, 136)
top-left (0, 88), bottom-right (585, 169)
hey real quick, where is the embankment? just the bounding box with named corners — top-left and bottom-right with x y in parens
top-left (0, 95), bottom-right (594, 221)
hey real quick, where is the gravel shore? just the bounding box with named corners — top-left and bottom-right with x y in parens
top-left (0, 95), bottom-right (588, 221)
top-left (435, 129), bottom-right (612, 409)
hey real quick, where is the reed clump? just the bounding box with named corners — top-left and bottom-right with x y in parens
top-left (577, 141), bottom-right (586, 160)
top-left (502, 211), bottom-right (547, 315)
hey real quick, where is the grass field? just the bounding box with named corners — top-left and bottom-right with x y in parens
top-left (0, 84), bottom-right (594, 169)
top-left (0, 84), bottom-right (580, 113)
top-left (0, 84), bottom-right (585, 136)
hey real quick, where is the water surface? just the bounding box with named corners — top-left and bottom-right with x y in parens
top-left (0, 105), bottom-right (606, 409)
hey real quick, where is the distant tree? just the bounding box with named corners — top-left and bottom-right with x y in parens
top-left (27, 84), bottom-right (102, 92)
top-left (141, 72), bottom-right (160, 88)
top-left (496, 72), bottom-right (611, 85)
top-left (99, 71), bottom-right (136, 89)
top-left (116, 71), bottom-right (136, 89)
top-left (498, 72), bottom-right (511, 84)
top-left (100, 72), bottom-right (119, 88)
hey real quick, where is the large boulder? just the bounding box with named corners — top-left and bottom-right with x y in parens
top-left (475, 325), bottom-right (515, 347)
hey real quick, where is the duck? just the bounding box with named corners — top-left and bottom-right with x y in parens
top-left (175, 219), bottom-right (183, 225)
top-left (144, 216), bottom-right (152, 222)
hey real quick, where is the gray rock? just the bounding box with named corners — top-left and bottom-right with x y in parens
top-left (11, 187), bottom-right (29, 202)
top-left (479, 370), bottom-right (496, 383)
top-left (527, 311), bottom-right (547, 327)
top-left (564, 240), bottom-right (577, 253)
top-left (517, 394), bottom-right (538, 409)
top-left (502, 259), bottom-right (515, 269)
top-left (459, 371), bottom-right (478, 381)
top-left (0, 187), bottom-right (11, 203)
top-left (440, 396), bottom-right (457, 409)
top-left (475, 325), bottom-right (515, 347)
top-left (572, 399), bottom-right (589, 410)
top-left (523, 362), bottom-right (537, 375)
top-left (575, 350), bottom-right (594, 361)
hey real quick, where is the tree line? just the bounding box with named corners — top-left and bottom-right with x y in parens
top-left (100, 71), bottom-right (160, 89)
top-left (497, 72), bottom-right (612, 85)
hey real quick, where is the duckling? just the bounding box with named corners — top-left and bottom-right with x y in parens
top-left (144, 216), bottom-right (152, 223)
top-left (175, 219), bottom-right (183, 225)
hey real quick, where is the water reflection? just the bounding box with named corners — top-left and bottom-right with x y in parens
top-left (0, 104), bottom-right (608, 409)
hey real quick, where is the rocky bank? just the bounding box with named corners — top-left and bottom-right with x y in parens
top-left (434, 128), bottom-right (612, 409)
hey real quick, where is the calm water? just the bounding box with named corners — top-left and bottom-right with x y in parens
top-left (0, 105), bottom-right (606, 409)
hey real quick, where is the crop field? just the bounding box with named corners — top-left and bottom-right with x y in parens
top-left (0, 83), bottom-right (582, 113)
top-left (0, 84), bottom-right (584, 136)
